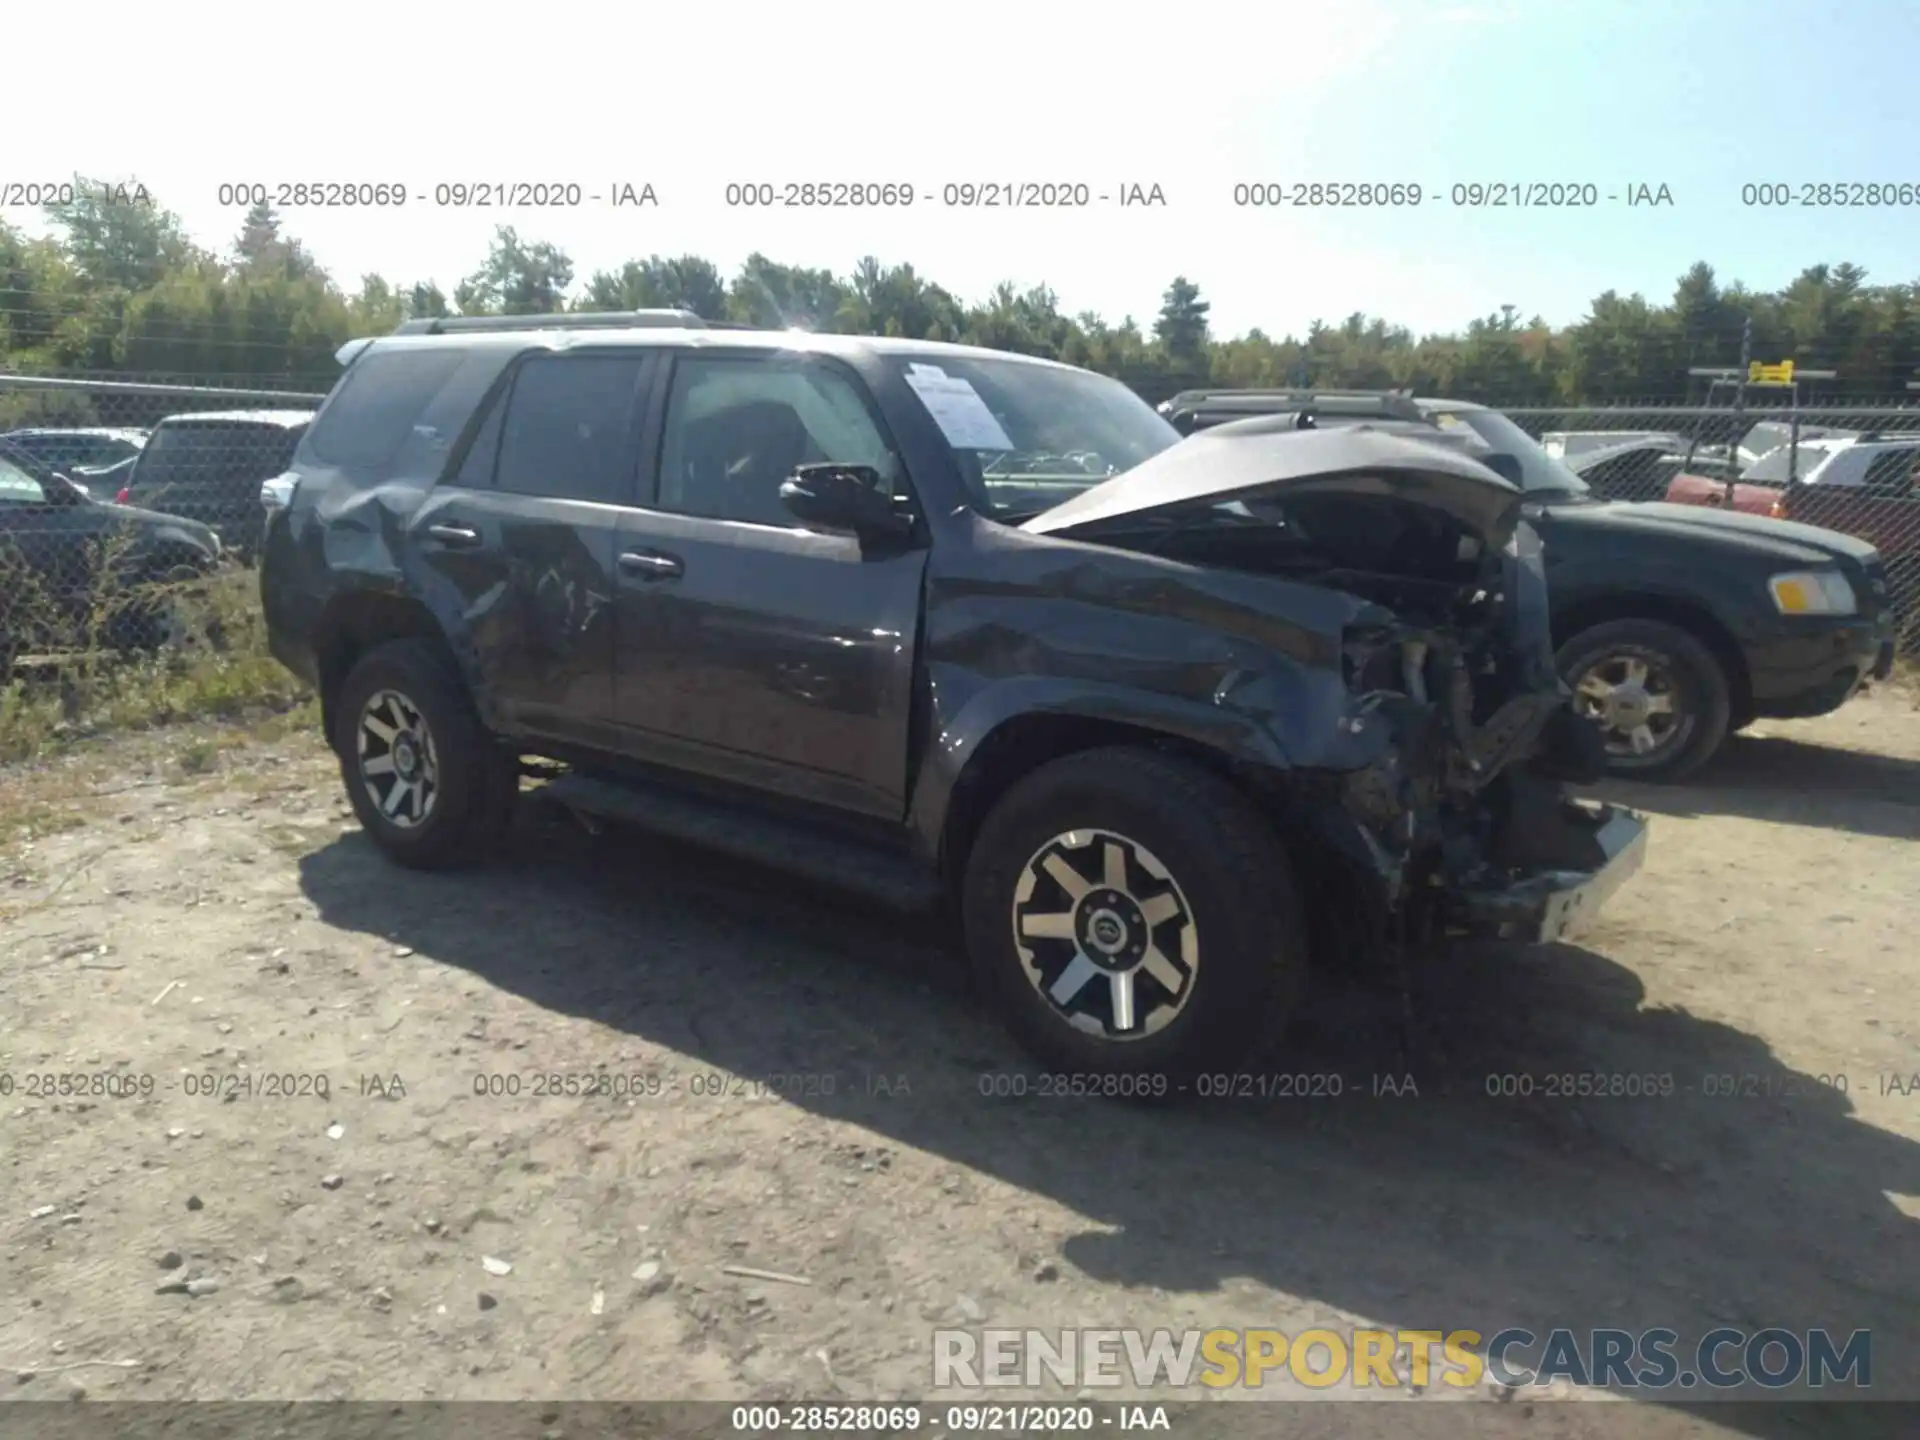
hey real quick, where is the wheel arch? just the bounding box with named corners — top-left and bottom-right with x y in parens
top-left (929, 704), bottom-right (1291, 898)
top-left (312, 589), bottom-right (470, 744)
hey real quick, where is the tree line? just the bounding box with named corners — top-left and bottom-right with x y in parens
top-left (4, 177), bottom-right (1919, 419)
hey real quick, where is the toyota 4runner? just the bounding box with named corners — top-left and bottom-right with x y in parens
top-left (259, 314), bottom-right (1646, 1079)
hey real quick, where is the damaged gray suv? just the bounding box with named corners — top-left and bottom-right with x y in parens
top-left (258, 312), bottom-right (1647, 1079)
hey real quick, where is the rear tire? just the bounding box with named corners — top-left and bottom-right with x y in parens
top-left (1557, 618), bottom-right (1731, 782)
top-left (961, 747), bottom-right (1307, 1086)
top-left (332, 638), bottom-right (518, 870)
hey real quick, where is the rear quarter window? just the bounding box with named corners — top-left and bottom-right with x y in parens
top-left (305, 347), bottom-right (478, 472)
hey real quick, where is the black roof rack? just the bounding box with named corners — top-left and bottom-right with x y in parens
top-left (1159, 388), bottom-right (1425, 423)
top-left (392, 309), bottom-right (708, 336)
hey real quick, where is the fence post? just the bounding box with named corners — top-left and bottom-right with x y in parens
top-left (1726, 318), bottom-right (1751, 505)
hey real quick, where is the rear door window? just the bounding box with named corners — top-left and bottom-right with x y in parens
top-left (492, 354), bottom-right (648, 504)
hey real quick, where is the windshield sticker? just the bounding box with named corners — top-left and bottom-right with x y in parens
top-left (902, 367), bottom-right (1015, 451)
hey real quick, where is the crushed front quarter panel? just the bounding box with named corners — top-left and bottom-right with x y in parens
top-left (907, 513), bottom-right (1412, 858)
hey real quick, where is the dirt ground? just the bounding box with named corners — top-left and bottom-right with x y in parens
top-left (2, 687), bottom-right (1917, 1437)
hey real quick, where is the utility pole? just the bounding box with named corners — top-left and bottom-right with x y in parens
top-left (1728, 316), bottom-right (1752, 504)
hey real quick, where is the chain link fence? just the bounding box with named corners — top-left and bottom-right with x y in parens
top-left (1504, 403), bottom-right (1920, 652)
top-left (2, 373), bottom-right (1916, 691)
top-left (0, 376), bottom-right (321, 669)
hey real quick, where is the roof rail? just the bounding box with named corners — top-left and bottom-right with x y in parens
top-left (1167, 387), bottom-right (1414, 401)
top-left (1160, 388), bottom-right (1424, 422)
top-left (391, 309), bottom-right (708, 336)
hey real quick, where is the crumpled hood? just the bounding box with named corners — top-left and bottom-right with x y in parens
top-left (1019, 425), bottom-right (1526, 545)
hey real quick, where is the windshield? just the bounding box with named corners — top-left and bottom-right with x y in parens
top-left (1739, 422), bottom-right (1857, 466)
top-left (1428, 408), bottom-right (1590, 495)
top-left (1739, 442), bottom-right (1843, 485)
top-left (891, 354), bottom-right (1179, 519)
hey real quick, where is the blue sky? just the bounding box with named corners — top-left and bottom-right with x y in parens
top-left (9, 0), bottom-right (1917, 339)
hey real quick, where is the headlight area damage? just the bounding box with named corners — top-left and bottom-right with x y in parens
top-left (1023, 426), bottom-right (1648, 955)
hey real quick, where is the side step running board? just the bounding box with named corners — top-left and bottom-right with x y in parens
top-left (535, 771), bottom-right (945, 914)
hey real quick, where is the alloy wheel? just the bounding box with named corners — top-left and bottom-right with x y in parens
top-left (1571, 648), bottom-right (1694, 762)
top-left (356, 688), bottom-right (441, 829)
top-left (1010, 829), bottom-right (1199, 1041)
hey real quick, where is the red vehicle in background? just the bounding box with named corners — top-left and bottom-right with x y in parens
top-left (1666, 434), bottom-right (1920, 629)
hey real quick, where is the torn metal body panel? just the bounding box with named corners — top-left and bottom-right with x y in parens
top-left (913, 429), bottom-right (1635, 952)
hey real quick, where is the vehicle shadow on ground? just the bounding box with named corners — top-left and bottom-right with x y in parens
top-left (296, 812), bottom-right (1920, 1437)
top-left (1600, 732), bottom-right (1920, 842)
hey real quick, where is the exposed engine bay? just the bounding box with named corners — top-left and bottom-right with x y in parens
top-left (1063, 482), bottom-right (1620, 938)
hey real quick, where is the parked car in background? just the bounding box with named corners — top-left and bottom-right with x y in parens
top-left (71, 454), bottom-right (139, 497)
top-left (1668, 435), bottom-right (1918, 512)
top-left (1541, 430), bottom-right (1689, 463)
top-left (1159, 390), bottom-right (1898, 780)
top-left (1564, 434), bottom-right (1734, 503)
top-left (1665, 435), bottom-right (1920, 630)
top-left (0, 426), bottom-right (148, 476)
top-left (1735, 420), bottom-right (1859, 469)
top-left (257, 315), bottom-right (1648, 1078)
top-left (0, 438), bottom-right (222, 667)
top-left (117, 410), bottom-right (311, 560)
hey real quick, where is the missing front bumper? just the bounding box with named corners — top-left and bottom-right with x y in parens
top-left (1449, 805), bottom-right (1649, 945)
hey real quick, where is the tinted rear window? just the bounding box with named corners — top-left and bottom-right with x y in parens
top-left (132, 423), bottom-right (305, 490)
top-left (306, 348), bottom-right (471, 469)
top-left (494, 355), bottom-right (646, 503)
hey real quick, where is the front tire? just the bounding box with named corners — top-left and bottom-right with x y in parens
top-left (1557, 618), bottom-right (1731, 782)
top-left (961, 747), bottom-right (1307, 1083)
top-left (332, 638), bottom-right (518, 870)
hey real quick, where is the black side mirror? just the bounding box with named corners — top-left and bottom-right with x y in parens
top-left (779, 463), bottom-right (911, 540)
top-left (1481, 453), bottom-right (1524, 487)
top-left (48, 472), bottom-right (90, 504)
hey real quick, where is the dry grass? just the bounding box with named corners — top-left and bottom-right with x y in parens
top-left (0, 563), bottom-right (312, 765)
top-left (0, 554), bottom-right (318, 849)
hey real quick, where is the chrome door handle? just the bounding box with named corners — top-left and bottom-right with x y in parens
top-left (619, 549), bottom-right (684, 579)
top-left (427, 522), bottom-right (482, 546)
